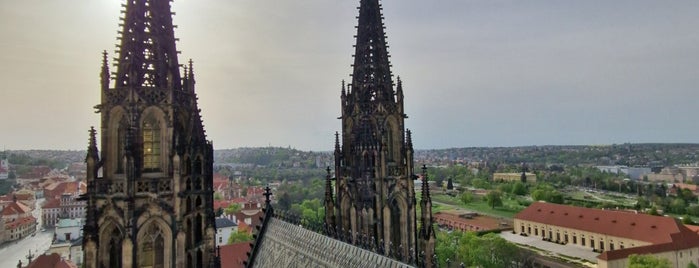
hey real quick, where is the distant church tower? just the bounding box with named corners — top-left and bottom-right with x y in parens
top-left (326, 0), bottom-right (435, 263)
top-left (82, 1), bottom-right (217, 267)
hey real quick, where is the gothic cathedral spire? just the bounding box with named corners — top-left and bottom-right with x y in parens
top-left (327, 0), bottom-right (434, 264)
top-left (83, 1), bottom-right (217, 267)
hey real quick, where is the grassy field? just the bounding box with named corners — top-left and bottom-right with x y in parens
top-left (431, 193), bottom-right (525, 219)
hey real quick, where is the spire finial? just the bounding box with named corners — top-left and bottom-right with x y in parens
top-left (114, 0), bottom-right (182, 89)
top-left (406, 129), bottom-right (413, 149)
top-left (86, 127), bottom-right (99, 161)
top-left (351, 0), bottom-right (394, 102)
top-left (100, 51), bottom-right (110, 90)
top-left (263, 184), bottom-right (272, 204)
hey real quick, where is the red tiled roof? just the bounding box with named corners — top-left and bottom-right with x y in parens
top-left (14, 193), bottom-right (34, 201)
top-left (0, 195), bottom-right (12, 202)
top-left (220, 242), bottom-right (251, 268)
top-left (599, 229), bottom-right (699, 261)
top-left (2, 201), bottom-right (32, 216)
top-left (43, 198), bottom-right (61, 209)
top-left (6, 216), bottom-right (36, 229)
top-left (230, 197), bottom-right (246, 204)
top-left (213, 180), bottom-right (227, 191)
top-left (214, 200), bottom-right (233, 211)
top-left (685, 224), bottom-right (699, 235)
top-left (675, 183), bottom-right (699, 193)
top-left (27, 253), bottom-right (78, 268)
top-left (516, 202), bottom-right (685, 245)
top-left (214, 173), bottom-right (228, 181)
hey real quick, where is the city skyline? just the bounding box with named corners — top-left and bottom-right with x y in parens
top-left (1, 0), bottom-right (698, 151)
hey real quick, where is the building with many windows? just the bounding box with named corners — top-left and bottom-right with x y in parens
top-left (42, 193), bottom-right (85, 227)
top-left (2, 201), bottom-right (36, 242)
top-left (515, 202), bottom-right (699, 268)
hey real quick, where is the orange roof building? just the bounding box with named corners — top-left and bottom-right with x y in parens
top-left (2, 200), bottom-right (37, 241)
top-left (25, 253), bottom-right (78, 268)
top-left (514, 202), bottom-right (699, 268)
top-left (220, 242), bottom-right (250, 268)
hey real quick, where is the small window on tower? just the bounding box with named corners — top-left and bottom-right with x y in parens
top-left (143, 115), bottom-right (161, 172)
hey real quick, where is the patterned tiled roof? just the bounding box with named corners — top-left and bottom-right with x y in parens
top-left (516, 202), bottom-right (684, 245)
top-left (248, 218), bottom-right (412, 268)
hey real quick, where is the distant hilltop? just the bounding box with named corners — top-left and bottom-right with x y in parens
top-left (3, 143), bottom-right (699, 169)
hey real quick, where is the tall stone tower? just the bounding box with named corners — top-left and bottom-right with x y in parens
top-left (326, 0), bottom-right (434, 263)
top-left (82, 1), bottom-right (217, 267)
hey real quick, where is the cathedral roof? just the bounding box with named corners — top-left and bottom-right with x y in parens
top-left (247, 217), bottom-right (413, 268)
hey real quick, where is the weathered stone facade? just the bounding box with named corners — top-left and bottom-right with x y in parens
top-left (82, 0), bottom-right (217, 267)
top-left (325, 0), bottom-right (435, 265)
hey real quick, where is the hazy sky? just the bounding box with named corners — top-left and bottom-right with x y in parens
top-left (1, 0), bottom-right (698, 151)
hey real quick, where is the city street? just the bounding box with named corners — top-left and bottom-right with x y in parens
top-left (0, 229), bottom-right (53, 267)
top-left (0, 197), bottom-right (54, 267)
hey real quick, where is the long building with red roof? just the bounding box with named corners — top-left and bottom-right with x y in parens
top-left (515, 202), bottom-right (699, 268)
top-left (2, 201), bottom-right (37, 241)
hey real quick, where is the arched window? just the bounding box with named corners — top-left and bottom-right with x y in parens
top-left (142, 114), bottom-right (161, 172)
top-left (108, 228), bottom-right (122, 268)
top-left (391, 199), bottom-right (403, 249)
top-left (194, 214), bottom-right (203, 244)
top-left (116, 117), bottom-right (128, 174)
top-left (139, 224), bottom-right (164, 268)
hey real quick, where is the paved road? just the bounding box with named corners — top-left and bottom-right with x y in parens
top-left (0, 230), bottom-right (53, 267)
top-left (0, 197), bottom-right (54, 267)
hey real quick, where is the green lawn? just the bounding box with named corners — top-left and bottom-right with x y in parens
top-left (431, 193), bottom-right (524, 219)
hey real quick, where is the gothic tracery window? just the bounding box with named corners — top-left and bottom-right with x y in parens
top-left (142, 114), bottom-right (161, 172)
top-left (139, 224), bottom-right (165, 268)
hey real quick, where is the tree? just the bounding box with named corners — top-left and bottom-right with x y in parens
top-left (512, 182), bottom-right (527, 196)
top-left (228, 230), bottom-right (253, 244)
top-left (213, 192), bottom-right (223, 200)
top-left (682, 215), bottom-right (694, 225)
top-left (277, 192), bottom-right (292, 210)
top-left (224, 203), bottom-right (242, 215)
top-left (670, 198), bottom-right (687, 214)
top-left (461, 192), bottom-right (474, 204)
top-left (628, 254), bottom-right (671, 268)
top-left (486, 190), bottom-right (503, 209)
top-left (436, 230), bottom-right (528, 268)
